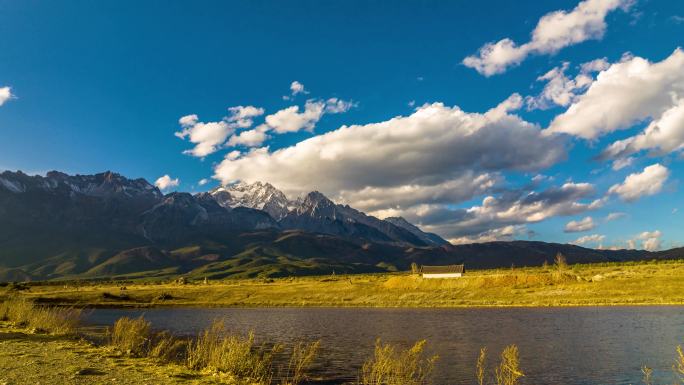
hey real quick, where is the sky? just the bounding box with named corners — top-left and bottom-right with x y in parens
top-left (1, 0), bottom-right (684, 249)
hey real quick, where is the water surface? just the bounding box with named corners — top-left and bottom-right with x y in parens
top-left (85, 306), bottom-right (684, 384)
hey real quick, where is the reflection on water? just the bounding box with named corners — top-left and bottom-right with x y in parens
top-left (85, 306), bottom-right (684, 385)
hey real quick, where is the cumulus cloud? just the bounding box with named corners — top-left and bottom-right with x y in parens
top-left (395, 182), bottom-right (604, 242)
top-left (264, 101), bottom-right (324, 134)
top-left (154, 175), bottom-right (180, 191)
top-left (175, 106), bottom-right (264, 157)
top-left (572, 234), bottom-right (605, 246)
top-left (227, 124), bottom-right (270, 147)
top-left (564, 216), bottom-right (595, 232)
top-left (608, 164), bottom-right (670, 202)
top-left (324, 98), bottom-right (356, 113)
top-left (449, 225), bottom-right (526, 245)
top-left (0, 86), bottom-right (13, 106)
top-left (526, 59), bottom-right (608, 110)
top-left (603, 98), bottom-right (684, 159)
top-left (338, 172), bottom-right (500, 214)
top-left (175, 115), bottom-right (233, 157)
top-left (547, 48), bottom-right (684, 140)
top-left (629, 230), bottom-right (662, 251)
top-left (463, 0), bottom-right (629, 76)
top-left (611, 157), bottom-right (634, 171)
top-left (265, 98), bottom-right (354, 134)
top-left (215, 96), bottom-right (565, 196)
top-left (226, 105), bottom-right (265, 128)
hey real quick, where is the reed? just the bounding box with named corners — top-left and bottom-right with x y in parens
top-left (494, 345), bottom-right (524, 385)
top-left (186, 319), bottom-right (280, 383)
top-left (0, 296), bottom-right (80, 335)
top-left (358, 339), bottom-right (438, 385)
top-left (109, 316), bottom-right (152, 356)
top-left (280, 340), bottom-right (321, 385)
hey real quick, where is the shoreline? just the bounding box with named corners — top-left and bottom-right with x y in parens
top-left (4, 259), bottom-right (684, 311)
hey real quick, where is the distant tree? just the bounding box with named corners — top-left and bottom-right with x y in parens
top-left (410, 262), bottom-right (419, 275)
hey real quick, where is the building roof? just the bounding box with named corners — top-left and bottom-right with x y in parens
top-left (420, 264), bottom-right (465, 274)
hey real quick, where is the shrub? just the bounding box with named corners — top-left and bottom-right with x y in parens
top-left (0, 297), bottom-right (80, 334)
top-left (110, 316), bottom-right (151, 356)
top-left (187, 319), bottom-right (281, 383)
top-left (280, 340), bottom-right (321, 385)
top-left (358, 339), bottom-right (438, 385)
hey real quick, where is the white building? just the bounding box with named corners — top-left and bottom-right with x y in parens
top-left (420, 264), bottom-right (465, 278)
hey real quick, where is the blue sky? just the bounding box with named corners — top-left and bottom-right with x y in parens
top-left (1, 0), bottom-right (684, 248)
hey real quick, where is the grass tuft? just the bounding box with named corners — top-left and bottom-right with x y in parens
top-left (0, 296), bottom-right (80, 334)
top-left (186, 319), bottom-right (281, 383)
top-left (359, 339), bottom-right (437, 385)
top-left (280, 340), bottom-right (321, 385)
top-left (494, 345), bottom-right (524, 385)
top-left (109, 316), bottom-right (151, 356)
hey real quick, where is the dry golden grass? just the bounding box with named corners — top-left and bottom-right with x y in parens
top-left (279, 340), bottom-right (320, 385)
top-left (0, 296), bottom-right (80, 334)
top-left (110, 316), bottom-right (152, 356)
top-left (11, 259), bottom-right (684, 308)
top-left (358, 339), bottom-right (438, 385)
top-left (187, 319), bottom-right (280, 383)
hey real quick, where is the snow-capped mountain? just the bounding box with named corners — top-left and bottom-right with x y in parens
top-left (207, 181), bottom-right (450, 247)
top-left (0, 170), bottom-right (162, 201)
top-left (209, 181), bottom-right (293, 220)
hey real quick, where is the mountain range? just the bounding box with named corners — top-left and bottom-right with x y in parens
top-left (0, 170), bottom-right (682, 281)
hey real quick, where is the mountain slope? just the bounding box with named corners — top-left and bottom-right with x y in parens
top-left (208, 183), bottom-right (444, 247)
top-left (1, 170), bottom-right (682, 282)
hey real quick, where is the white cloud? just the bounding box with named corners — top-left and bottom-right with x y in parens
top-left (175, 115), bottom-right (233, 157)
top-left (630, 230), bottom-right (662, 251)
top-left (226, 105), bottom-right (265, 129)
top-left (394, 182), bottom-right (604, 241)
top-left (175, 106), bottom-right (264, 157)
top-left (215, 96), bottom-right (564, 196)
top-left (605, 212), bottom-right (626, 221)
top-left (290, 81), bottom-right (307, 96)
top-left (564, 216), bottom-right (595, 232)
top-left (154, 175), bottom-right (180, 191)
top-left (608, 164), bottom-right (670, 202)
top-left (611, 157), bottom-right (634, 170)
top-left (265, 98), bottom-right (354, 134)
top-left (227, 124), bottom-right (270, 148)
top-left (339, 172), bottom-right (500, 214)
top-left (198, 178), bottom-right (210, 186)
top-left (572, 234), bottom-right (605, 246)
top-left (463, 0), bottom-right (629, 76)
top-left (324, 98), bottom-right (356, 113)
top-left (264, 101), bottom-right (325, 134)
top-left (0, 86), bottom-right (13, 106)
top-left (526, 59), bottom-right (608, 110)
top-left (449, 225), bottom-right (526, 245)
top-left (547, 48), bottom-right (684, 140)
top-left (603, 98), bottom-right (684, 159)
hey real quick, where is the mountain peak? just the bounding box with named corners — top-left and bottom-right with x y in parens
top-left (209, 180), bottom-right (292, 220)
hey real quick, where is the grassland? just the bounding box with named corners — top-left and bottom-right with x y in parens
top-left (3, 259), bottom-right (684, 308)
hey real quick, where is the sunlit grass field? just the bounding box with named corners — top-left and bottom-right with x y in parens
top-left (3, 259), bottom-right (684, 308)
